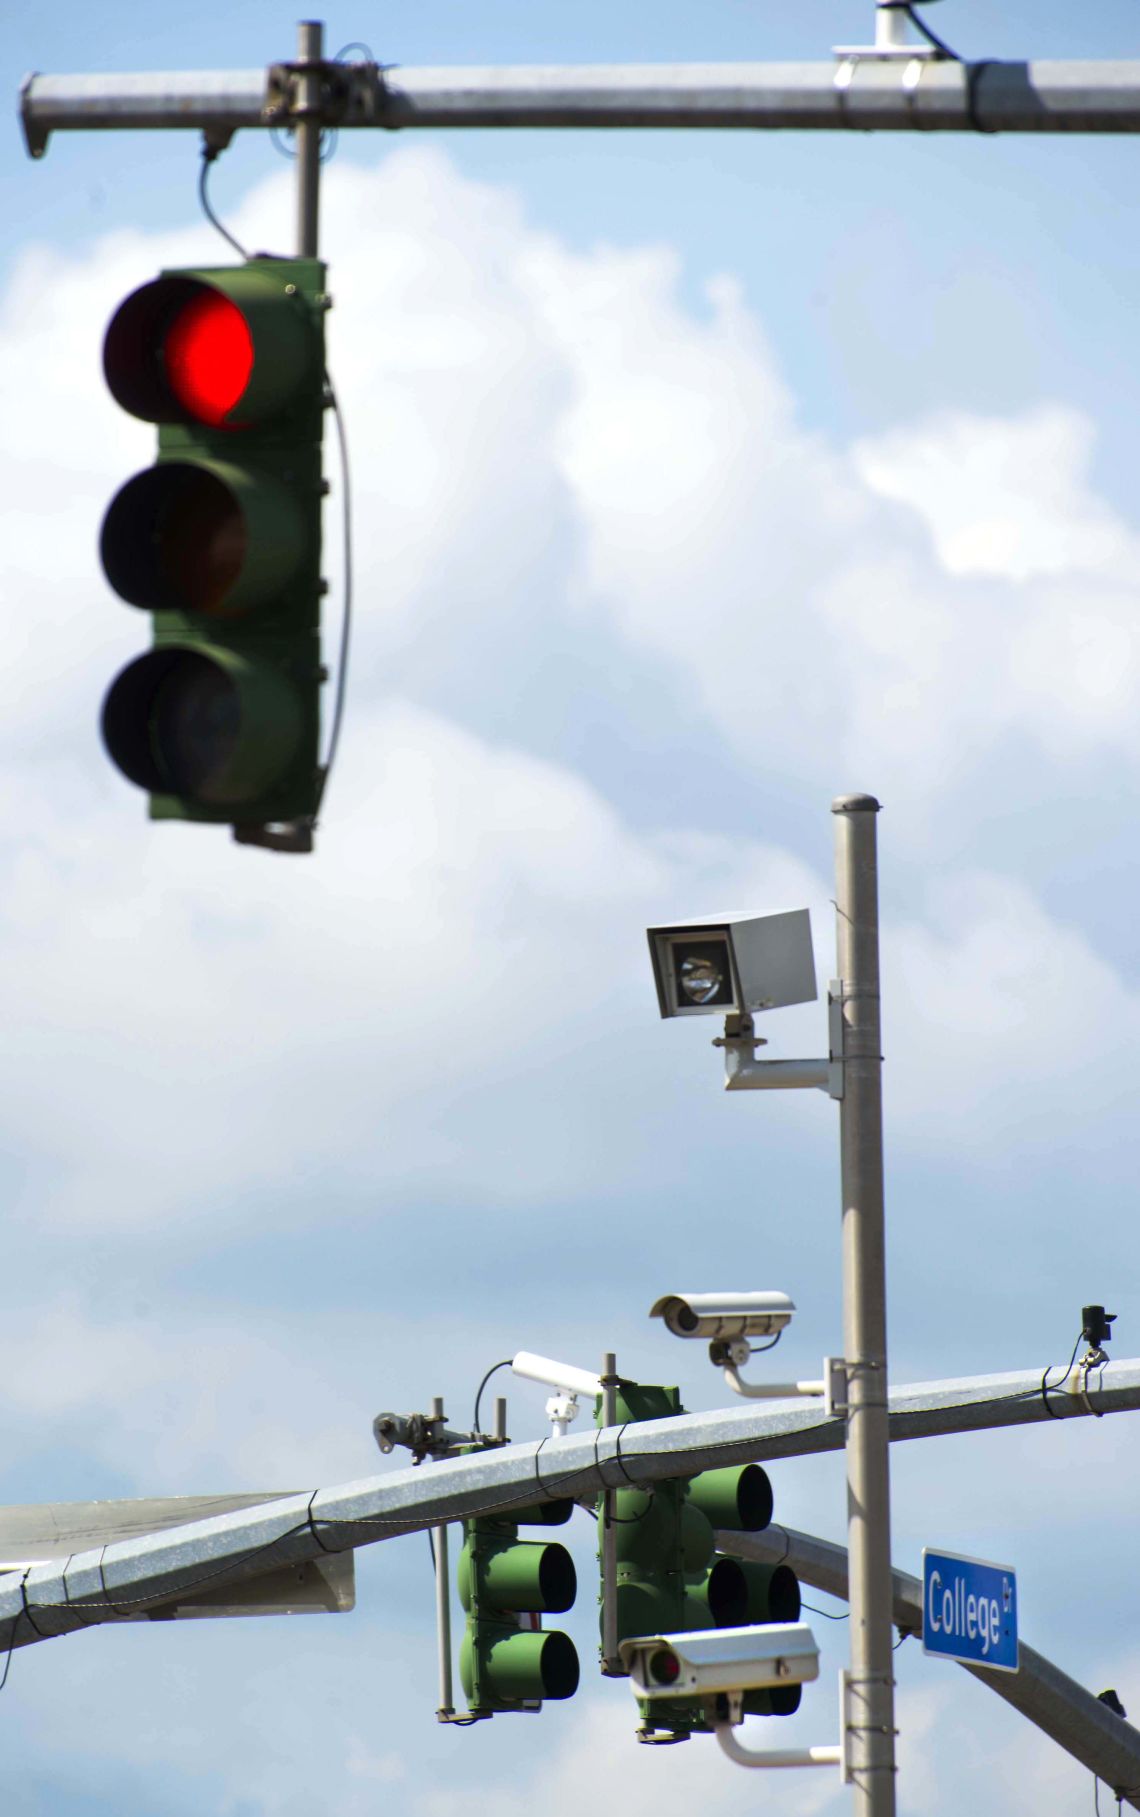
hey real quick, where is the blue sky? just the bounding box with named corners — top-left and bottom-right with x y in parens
top-left (5, 3), bottom-right (1140, 1812)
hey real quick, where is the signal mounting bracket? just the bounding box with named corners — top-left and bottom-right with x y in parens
top-left (263, 54), bottom-right (387, 131)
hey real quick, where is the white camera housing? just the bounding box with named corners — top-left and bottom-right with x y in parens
top-left (620, 1624), bottom-right (820, 1699)
top-left (511, 1351), bottom-right (603, 1401)
top-left (649, 1291), bottom-right (796, 1341)
top-left (647, 909), bottom-right (816, 1019)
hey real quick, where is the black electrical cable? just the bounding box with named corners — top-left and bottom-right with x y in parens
top-left (879, 1), bottom-right (995, 133)
top-left (312, 371), bottom-right (353, 819)
top-left (529, 1421), bottom-right (648, 1511)
top-left (268, 123), bottom-right (337, 162)
top-left (748, 1332), bottom-right (783, 1358)
top-left (472, 1359), bottom-right (513, 1436)
top-left (1041, 1330), bottom-right (1085, 1419)
top-left (802, 1600), bottom-right (849, 1621)
top-left (198, 143), bottom-right (251, 261)
top-left (894, 1), bottom-right (961, 62)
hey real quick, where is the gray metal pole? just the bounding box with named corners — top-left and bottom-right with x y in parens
top-left (600, 1350), bottom-right (620, 1673)
top-left (834, 793), bottom-right (895, 1817)
top-left (434, 1519), bottom-right (453, 1714)
top-left (294, 20), bottom-right (323, 257)
top-left (430, 1395), bottom-right (454, 1717)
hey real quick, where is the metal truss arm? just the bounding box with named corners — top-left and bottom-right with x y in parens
top-left (0, 1354), bottom-right (1136, 1657)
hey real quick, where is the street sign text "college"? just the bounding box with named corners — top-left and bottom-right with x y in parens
top-left (922, 1549), bottom-right (1018, 1674)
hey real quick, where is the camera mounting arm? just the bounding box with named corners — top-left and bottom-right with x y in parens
top-left (717, 990), bottom-right (845, 1100)
top-left (713, 1337), bottom-right (828, 1402)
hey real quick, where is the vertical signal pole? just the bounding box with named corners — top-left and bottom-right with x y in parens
top-left (600, 1351), bottom-right (620, 1673)
top-left (295, 19), bottom-right (324, 257)
top-left (833, 794), bottom-right (896, 1816)
top-left (432, 1397), bottom-right (455, 1719)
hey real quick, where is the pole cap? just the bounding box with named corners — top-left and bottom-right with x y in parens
top-left (831, 793), bottom-right (881, 814)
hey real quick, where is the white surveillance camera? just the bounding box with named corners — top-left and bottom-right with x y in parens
top-left (646, 909), bottom-right (816, 1020)
top-left (619, 1624), bottom-right (820, 1700)
top-left (649, 1291), bottom-right (796, 1341)
top-left (511, 1351), bottom-right (603, 1401)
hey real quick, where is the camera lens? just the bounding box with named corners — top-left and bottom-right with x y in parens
top-left (680, 954), bottom-right (723, 1004)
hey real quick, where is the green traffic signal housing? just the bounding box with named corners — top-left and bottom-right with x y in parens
top-left (597, 1381), bottom-right (802, 1740)
top-left (458, 1500), bottom-right (581, 1717)
top-left (99, 259), bottom-right (328, 851)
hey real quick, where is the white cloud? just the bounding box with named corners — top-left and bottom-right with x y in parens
top-left (886, 867), bottom-right (1139, 1146)
top-left (2, 109), bottom-right (1139, 1817)
top-left (0, 694), bottom-right (827, 1231)
top-left (11, 145), bottom-right (1140, 810)
top-left (853, 405), bottom-right (1135, 582)
top-left (1, 147), bottom-right (1139, 1242)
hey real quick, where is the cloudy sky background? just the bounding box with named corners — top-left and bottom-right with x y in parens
top-left (5, 1), bottom-right (1140, 1811)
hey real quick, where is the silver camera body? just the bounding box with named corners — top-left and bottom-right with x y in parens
top-left (620, 1623), bottom-right (821, 1700)
top-left (649, 1290), bottom-right (796, 1341)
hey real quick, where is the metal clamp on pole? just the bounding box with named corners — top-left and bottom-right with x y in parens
top-left (824, 1356), bottom-right (850, 1418)
top-left (263, 36), bottom-right (386, 133)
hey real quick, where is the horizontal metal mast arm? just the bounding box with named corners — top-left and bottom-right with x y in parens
top-left (720, 1524), bottom-right (1140, 1810)
top-left (0, 1491), bottom-right (296, 1565)
top-left (20, 70), bottom-right (267, 154)
top-left (20, 59), bottom-right (1140, 156)
top-left (0, 1354), bottom-right (1135, 1654)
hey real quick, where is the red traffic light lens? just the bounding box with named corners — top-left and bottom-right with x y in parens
top-left (164, 291), bottom-right (254, 428)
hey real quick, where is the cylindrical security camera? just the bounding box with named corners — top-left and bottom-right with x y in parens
top-left (649, 1292), bottom-right (796, 1341)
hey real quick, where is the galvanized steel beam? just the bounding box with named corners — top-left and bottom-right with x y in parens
top-left (20, 59), bottom-right (1140, 158)
top-left (0, 1355), bottom-right (1135, 1656)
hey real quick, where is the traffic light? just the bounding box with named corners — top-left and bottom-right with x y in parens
top-left (735, 1557), bottom-right (804, 1717)
top-left (597, 1381), bottom-right (800, 1739)
top-left (99, 259), bottom-right (328, 852)
top-left (457, 1499), bottom-right (581, 1717)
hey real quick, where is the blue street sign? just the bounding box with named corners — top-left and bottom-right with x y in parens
top-left (922, 1549), bottom-right (1018, 1673)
